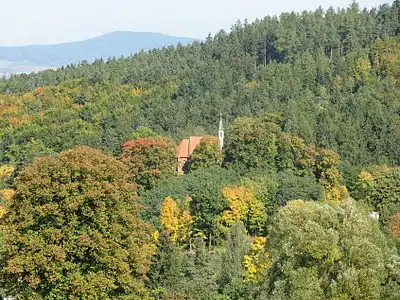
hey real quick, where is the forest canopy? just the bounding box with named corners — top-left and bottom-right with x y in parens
top-left (0, 1), bottom-right (399, 299)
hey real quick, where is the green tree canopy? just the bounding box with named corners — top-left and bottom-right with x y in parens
top-left (190, 136), bottom-right (223, 172)
top-left (266, 199), bottom-right (395, 300)
top-left (0, 146), bottom-right (154, 299)
top-left (353, 166), bottom-right (400, 226)
top-left (141, 167), bottom-right (240, 245)
top-left (224, 116), bottom-right (280, 172)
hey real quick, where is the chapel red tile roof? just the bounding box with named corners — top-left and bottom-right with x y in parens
top-left (177, 136), bottom-right (203, 158)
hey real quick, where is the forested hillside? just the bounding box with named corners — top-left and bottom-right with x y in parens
top-left (1, 2), bottom-right (400, 168)
top-left (0, 1), bottom-right (399, 299)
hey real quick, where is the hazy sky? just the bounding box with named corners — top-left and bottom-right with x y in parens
top-left (0, 0), bottom-right (392, 46)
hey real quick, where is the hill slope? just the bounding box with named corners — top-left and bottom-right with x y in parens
top-left (0, 31), bottom-right (196, 73)
top-left (0, 2), bottom-right (399, 166)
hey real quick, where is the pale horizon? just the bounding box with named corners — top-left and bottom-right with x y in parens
top-left (0, 0), bottom-right (392, 46)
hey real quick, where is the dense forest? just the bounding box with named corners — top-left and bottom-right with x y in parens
top-left (0, 1), bottom-right (399, 299)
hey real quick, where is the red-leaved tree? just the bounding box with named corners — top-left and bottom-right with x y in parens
top-left (121, 137), bottom-right (177, 190)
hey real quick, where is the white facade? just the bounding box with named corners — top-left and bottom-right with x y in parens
top-left (218, 113), bottom-right (224, 150)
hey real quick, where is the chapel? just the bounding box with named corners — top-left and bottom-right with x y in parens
top-left (177, 114), bottom-right (224, 173)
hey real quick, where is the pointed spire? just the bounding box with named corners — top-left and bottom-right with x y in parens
top-left (218, 112), bottom-right (224, 150)
top-left (219, 112), bottom-right (224, 132)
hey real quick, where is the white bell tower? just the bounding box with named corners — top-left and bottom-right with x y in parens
top-left (218, 113), bottom-right (224, 150)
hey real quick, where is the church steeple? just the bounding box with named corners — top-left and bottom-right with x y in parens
top-left (218, 113), bottom-right (224, 150)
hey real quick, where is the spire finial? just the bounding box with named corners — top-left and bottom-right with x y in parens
top-left (218, 112), bottom-right (224, 131)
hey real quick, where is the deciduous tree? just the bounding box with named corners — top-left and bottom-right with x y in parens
top-left (220, 184), bottom-right (266, 235)
top-left (267, 199), bottom-right (391, 299)
top-left (190, 136), bottom-right (223, 171)
top-left (224, 116), bottom-right (280, 172)
top-left (388, 211), bottom-right (400, 238)
top-left (121, 137), bottom-right (177, 191)
top-left (160, 196), bottom-right (193, 245)
top-left (0, 146), bottom-right (154, 299)
top-left (353, 166), bottom-right (400, 225)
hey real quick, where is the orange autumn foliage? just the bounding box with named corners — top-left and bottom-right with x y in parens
top-left (1, 146), bottom-right (155, 299)
top-left (131, 87), bottom-right (143, 96)
top-left (7, 117), bottom-right (21, 128)
top-left (388, 211), bottom-right (400, 238)
top-left (121, 137), bottom-right (177, 190)
top-left (0, 105), bottom-right (19, 119)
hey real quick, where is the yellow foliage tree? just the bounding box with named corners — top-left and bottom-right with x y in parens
top-left (0, 165), bottom-right (14, 181)
top-left (0, 166), bottom-right (15, 215)
top-left (179, 210), bottom-right (193, 245)
top-left (359, 170), bottom-right (375, 183)
top-left (160, 196), bottom-right (180, 242)
top-left (243, 236), bottom-right (272, 283)
top-left (220, 186), bottom-right (250, 225)
top-left (0, 189), bottom-right (15, 202)
top-left (245, 81), bottom-right (261, 88)
top-left (0, 189), bottom-right (15, 219)
top-left (220, 185), bottom-right (266, 235)
top-left (316, 149), bottom-right (349, 204)
top-left (354, 57), bottom-right (372, 81)
top-left (131, 87), bottom-right (143, 96)
top-left (160, 196), bottom-right (193, 245)
top-left (323, 185), bottom-right (350, 204)
top-left (177, 196), bottom-right (194, 246)
top-left (291, 135), bottom-right (318, 171)
top-left (316, 149), bottom-right (341, 188)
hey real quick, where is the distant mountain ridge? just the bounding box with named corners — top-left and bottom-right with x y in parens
top-left (0, 31), bottom-right (196, 74)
